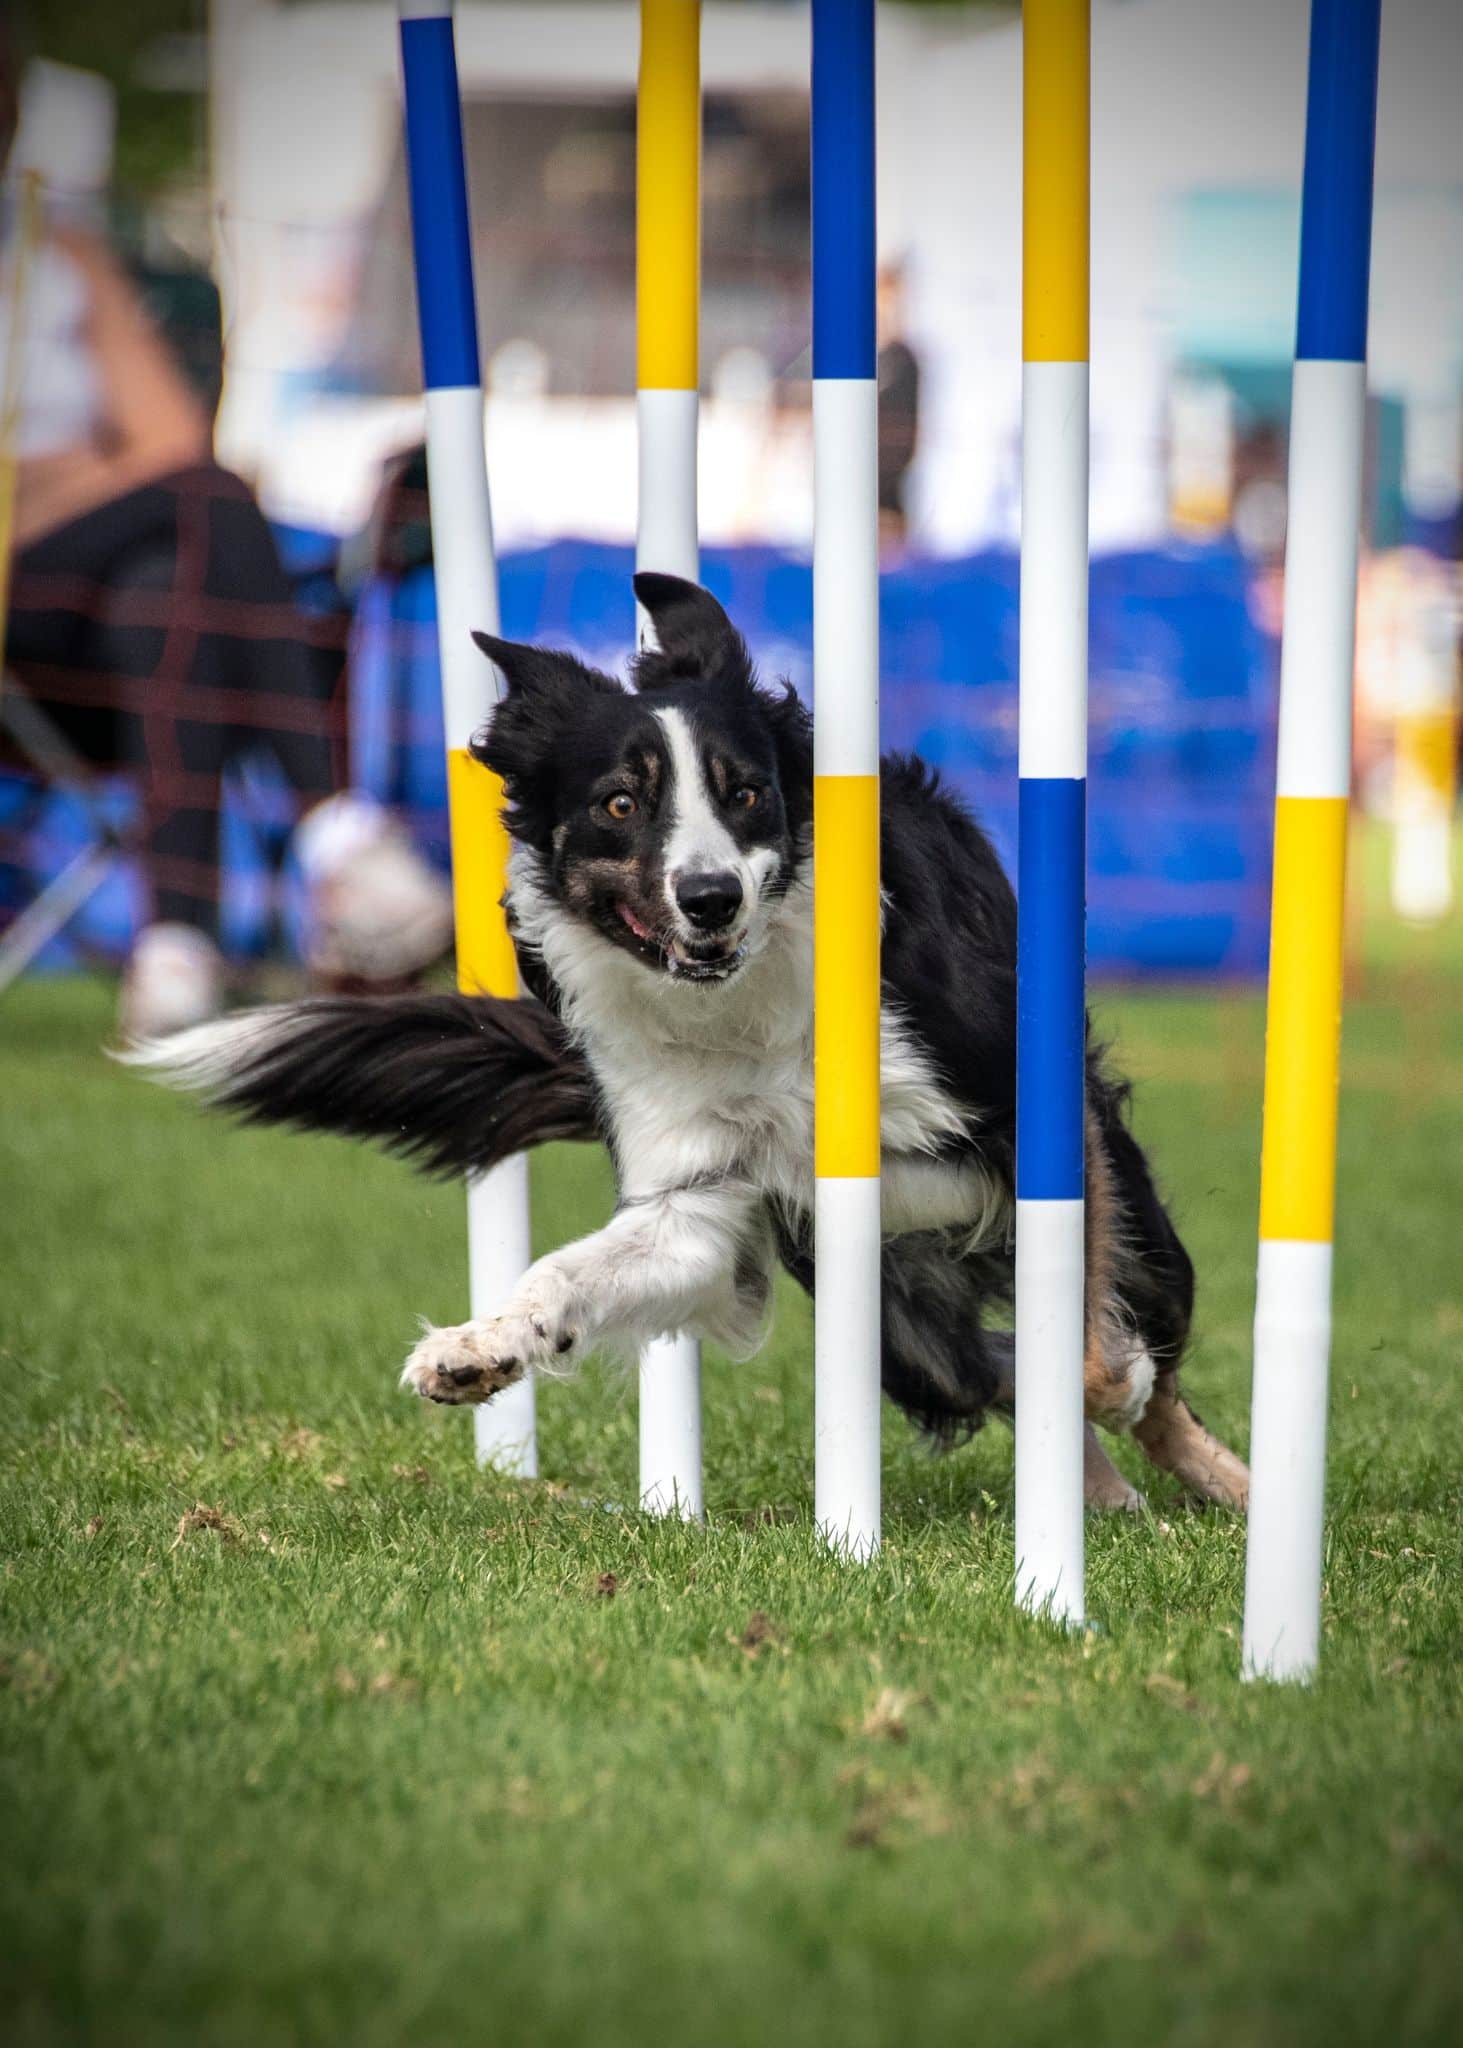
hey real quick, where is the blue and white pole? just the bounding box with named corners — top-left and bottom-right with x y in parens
top-left (397, 0), bottom-right (537, 1476)
top-left (1243, 0), bottom-right (1381, 1686)
top-left (811, 0), bottom-right (882, 1561)
top-left (1015, 0), bottom-right (1089, 1624)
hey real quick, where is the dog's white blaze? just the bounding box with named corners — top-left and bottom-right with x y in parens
top-left (654, 705), bottom-right (742, 905)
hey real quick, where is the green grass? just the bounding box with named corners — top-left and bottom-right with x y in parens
top-left (3, 838), bottom-right (1462, 2047)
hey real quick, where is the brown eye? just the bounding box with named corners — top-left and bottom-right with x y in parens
top-left (603, 791), bottom-right (638, 820)
top-left (731, 785), bottom-right (760, 810)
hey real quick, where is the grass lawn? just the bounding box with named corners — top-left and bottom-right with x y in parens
top-left (3, 840), bottom-right (1461, 2046)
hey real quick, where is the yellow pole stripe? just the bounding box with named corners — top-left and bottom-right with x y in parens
top-left (637, 0), bottom-right (700, 391)
top-left (1023, 0), bottom-right (1090, 364)
top-left (1258, 796), bottom-right (1348, 1242)
top-left (447, 749), bottom-right (519, 1000)
top-left (814, 774), bottom-right (881, 1178)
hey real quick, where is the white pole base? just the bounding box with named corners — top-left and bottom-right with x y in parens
top-left (814, 1176), bottom-right (881, 1561)
top-left (639, 1331), bottom-right (704, 1520)
top-left (1242, 1238), bottom-right (1334, 1684)
top-left (1014, 1197), bottom-right (1086, 1624)
top-left (467, 1155), bottom-right (537, 1477)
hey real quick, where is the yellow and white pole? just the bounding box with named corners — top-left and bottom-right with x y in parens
top-left (811, 0), bottom-right (881, 1560)
top-left (635, 0), bottom-right (704, 1519)
top-left (398, 0), bottom-right (536, 1475)
top-left (1243, 0), bottom-right (1381, 1684)
top-left (1015, 0), bottom-right (1089, 1625)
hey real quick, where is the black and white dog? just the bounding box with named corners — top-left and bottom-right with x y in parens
top-left (133, 575), bottom-right (1248, 1511)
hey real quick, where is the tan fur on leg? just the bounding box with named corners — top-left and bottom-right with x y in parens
top-left (1083, 1424), bottom-right (1145, 1511)
top-left (1132, 1374), bottom-right (1250, 1509)
top-left (987, 1345), bottom-right (1146, 1511)
top-left (1081, 1115), bottom-right (1154, 1430)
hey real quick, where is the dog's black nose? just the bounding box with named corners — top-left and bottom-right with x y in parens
top-left (674, 870), bottom-right (744, 931)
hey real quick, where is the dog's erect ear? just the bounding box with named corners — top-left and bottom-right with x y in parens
top-left (631, 574), bottom-right (754, 692)
top-left (468, 635), bottom-right (622, 848)
top-left (470, 631), bottom-right (620, 702)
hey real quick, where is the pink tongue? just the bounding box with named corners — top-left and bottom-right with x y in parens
top-left (618, 902), bottom-right (653, 942)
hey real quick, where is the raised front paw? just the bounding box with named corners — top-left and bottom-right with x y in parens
top-left (400, 1300), bottom-right (576, 1407)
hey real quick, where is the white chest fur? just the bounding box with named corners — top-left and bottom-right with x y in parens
top-left (510, 857), bottom-right (1006, 1244)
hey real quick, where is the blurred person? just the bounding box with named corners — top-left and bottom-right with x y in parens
top-left (0, 39), bottom-right (449, 1037)
top-left (876, 261), bottom-right (920, 548)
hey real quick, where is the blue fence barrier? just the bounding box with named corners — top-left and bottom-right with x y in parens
top-left (1, 537), bottom-right (1277, 979)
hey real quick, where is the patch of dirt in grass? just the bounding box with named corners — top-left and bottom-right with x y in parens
top-left (170, 1502), bottom-right (243, 1550)
top-left (858, 1687), bottom-right (928, 1743)
top-left (731, 1610), bottom-right (782, 1658)
top-left (842, 1768), bottom-right (954, 1851)
top-left (1190, 1752), bottom-right (1254, 1809)
top-left (0, 1649), bottom-right (60, 1699)
top-left (331, 1667), bottom-right (421, 1702)
top-left (1143, 1671), bottom-right (1204, 1714)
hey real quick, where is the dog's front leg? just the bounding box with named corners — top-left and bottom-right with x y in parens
top-left (400, 1180), bottom-right (759, 1405)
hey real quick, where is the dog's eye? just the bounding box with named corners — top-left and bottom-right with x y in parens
top-left (603, 791), bottom-right (638, 820)
top-left (731, 785), bottom-right (761, 810)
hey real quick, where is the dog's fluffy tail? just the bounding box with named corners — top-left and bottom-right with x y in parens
top-left (119, 993), bottom-right (600, 1178)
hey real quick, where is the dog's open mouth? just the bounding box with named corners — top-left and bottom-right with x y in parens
top-left (617, 901), bottom-right (748, 982)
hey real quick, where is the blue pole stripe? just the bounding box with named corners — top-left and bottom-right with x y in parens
top-left (1295, 0), bottom-right (1381, 364)
top-left (399, 14), bottom-right (481, 391)
top-left (1017, 776), bottom-right (1087, 1202)
top-left (811, 0), bottom-right (876, 382)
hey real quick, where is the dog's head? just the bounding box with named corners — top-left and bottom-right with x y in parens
top-left (472, 575), bottom-right (812, 986)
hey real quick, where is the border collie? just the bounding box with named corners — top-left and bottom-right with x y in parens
top-left (132, 574), bottom-right (1248, 1512)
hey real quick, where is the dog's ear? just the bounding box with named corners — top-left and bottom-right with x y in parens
top-left (469, 634), bottom-right (621, 846)
top-left (470, 632), bottom-right (620, 702)
top-left (632, 574), bottom-right (754, 693)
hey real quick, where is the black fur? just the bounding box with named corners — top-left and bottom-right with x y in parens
top-left (198, 993), bottom-right (598, 1180)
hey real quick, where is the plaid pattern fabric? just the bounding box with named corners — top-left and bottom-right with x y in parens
top-left (4, 464), bottom-right (346, 943)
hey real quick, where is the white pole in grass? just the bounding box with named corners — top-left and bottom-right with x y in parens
top-left (634, 0), bottom-right (704, 1522)
top-left (811, 0), bottom-right (881, 1561)
top-left (1243, 0), bottom-right (1381, 1686)
top-left (1014, 0), bottom-right (1089, 1625)
top-left (397, 0), bottom-right (537, 1477)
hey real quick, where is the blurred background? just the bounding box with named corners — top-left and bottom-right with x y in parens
top-left (2, 0), bottom-right (1459, 998)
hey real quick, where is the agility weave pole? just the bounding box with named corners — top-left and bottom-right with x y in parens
top-left (1243, 0), bottom-right (1381, 1685)
top-left (811, 0), bottom-right (882, 1560)
top-left (635, 0), bottom-right (705, 1521)
top-left (397, 0), bottom-right (538, 1476)
top-left (1014, 0), bottom-right (1089, 1623)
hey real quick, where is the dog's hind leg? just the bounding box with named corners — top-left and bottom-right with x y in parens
top-left (983, 1331), bottom-right (1145, 1511)
top-left (1081, 1096), bottom-right (1249, 1510)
